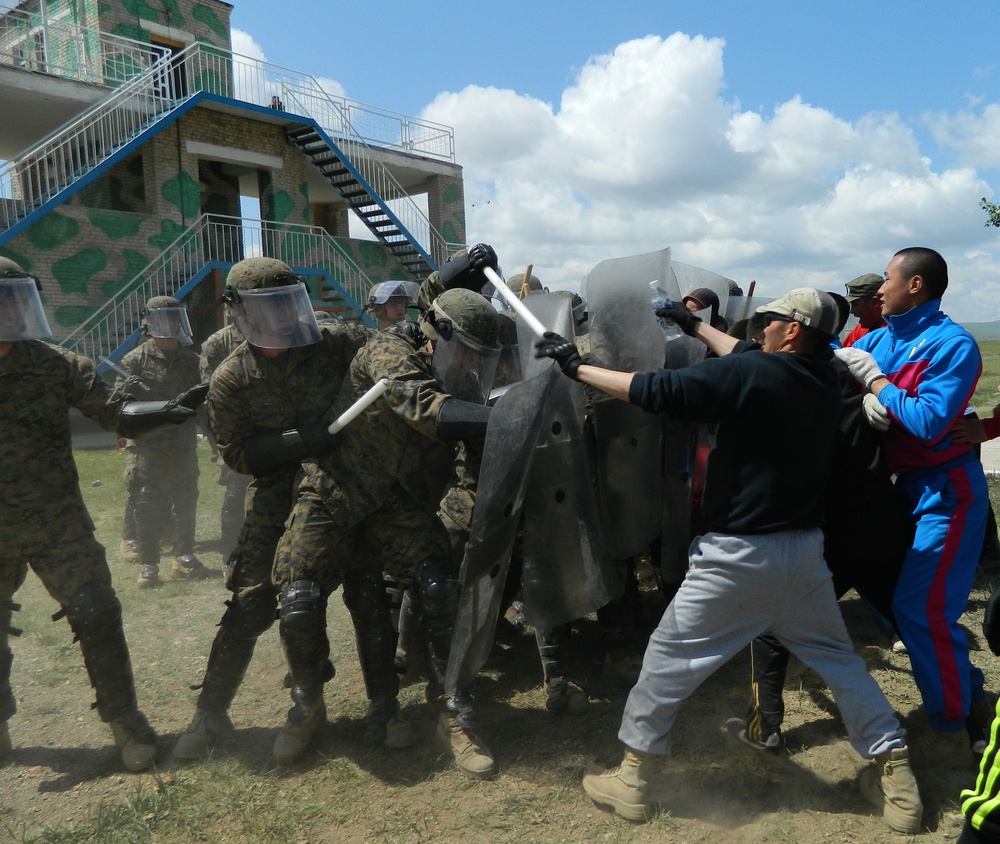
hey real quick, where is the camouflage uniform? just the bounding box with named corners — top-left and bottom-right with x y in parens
top-left (114, 339), bottom-right (202, 580)
top-left (0, 340), bottom-right (156, 761)
top-left (199, 323), bottom-right (251, 556)
top-left (189, 322), bottom-right (371, 713)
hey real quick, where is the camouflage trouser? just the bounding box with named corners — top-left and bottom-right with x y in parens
top-left (124, 447), bottom-right (200, 561)
top-left (438, 485), bottom-right (474, 562)
top-left (273, 484), bottom-right (453, 592)
top-left (1, 534), bottom-right (139, 722)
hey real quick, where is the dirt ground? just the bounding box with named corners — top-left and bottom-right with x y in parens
top-left (1, 446), bottom-right (998, 843)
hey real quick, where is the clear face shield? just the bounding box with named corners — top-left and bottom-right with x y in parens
top-left (145, 306), bottom-right (193, 345)
top-left (0, 276), bottom-right (52, 341)
top-left (432, 330), bottom-right (501, 405)
top-left (229, 282), bottom-right (322, 349)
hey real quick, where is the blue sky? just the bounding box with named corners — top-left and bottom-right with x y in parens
top-left (227, 0), bottom-right (1000, 319)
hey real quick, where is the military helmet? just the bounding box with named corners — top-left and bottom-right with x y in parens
top-left (421, 288), bottom-right (500, 351)
top-left (226, 257), bottom-right (298, 292)
top-left (145, 294), bottom-right (182, 311)
top-left (0, 257), bottom-right (31, 280)
top-left (506, 273), bottom-right (544, 300)
top-left (496, 311), bottom-right (518, 347)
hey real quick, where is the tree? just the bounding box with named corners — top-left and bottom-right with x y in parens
top-left (982, 197), bottom-right (1000, 228)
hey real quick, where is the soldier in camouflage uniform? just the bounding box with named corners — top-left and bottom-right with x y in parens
top-left (365, 280), bottom-right (418, 330)
top-left (115, 296), bottom-right (208, 587)
top-left (270, 246), bottom-right (501, 775)
top-left (199, 318), bottom-right (251, 559)
top-left (0, 257), bottom-right (209, 771)
top-left (173, 258), bottom-right (373, 761)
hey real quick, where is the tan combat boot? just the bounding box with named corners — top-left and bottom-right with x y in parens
top-left (858, 746), bottom-right (923, 834)
top-left (436, 711), bottom-right (495, 779)
top-left (172, 555), bottom-right (212, 580)
top-left (582, 748), bottom-right (659, 822)
top-left (273, 697), bottom-right (326, 765)
top-left (110, 711), bottom-right (158, 772)
top-left (545, 678), bottom-right (591, 715)
top-left (173, 708), bottom-right (234, 761)
top-left (119, 539), bottom-right (139, 562)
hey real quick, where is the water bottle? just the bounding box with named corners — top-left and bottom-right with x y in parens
top-left (650, 280), bottom-right (683, 341)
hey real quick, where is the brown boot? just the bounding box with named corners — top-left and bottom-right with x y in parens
top-left (273, 697), bottom-right (326, 765)
top-left (119, 539), bottom-right (139, 562)
top-left (858, 746), bottom-right (923, 834)
top-left (582, 748), bottom-right (659, 822)
top-left (436, 711), bottom-right (495, 779)
top-left (109, 710), bottom-right (158, 772)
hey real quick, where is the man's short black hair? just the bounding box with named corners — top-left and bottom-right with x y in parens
top-left (895, 247), bottom-right (948, 300)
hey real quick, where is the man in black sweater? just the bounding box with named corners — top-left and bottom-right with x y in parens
top-left (536, 287), bottom-right (922, 834)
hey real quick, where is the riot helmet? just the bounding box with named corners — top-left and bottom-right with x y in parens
top-left (143, 295), bottom-right (193, 345)
top-left (506, 272), bottom-right (544, 300)
top-left (222, 258), bottom-right (321, 349)
top-left (420, 288), bottom-right (501, 404)
top-left (366, 280), bottom-right (418, 329)
top-left (0, 257), bottom-right (52, 341)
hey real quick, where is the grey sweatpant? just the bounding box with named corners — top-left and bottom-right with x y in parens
top-left (619, 528), bottom-right (904, 758)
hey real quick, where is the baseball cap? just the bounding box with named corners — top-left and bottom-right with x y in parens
top-left (844, 273), bottom-right (884, 302)
top-left (756, 288), bottom-right (838, 336)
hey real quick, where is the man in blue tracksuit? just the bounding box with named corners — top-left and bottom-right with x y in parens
top-left (837, 246), bottom-right (990, 769)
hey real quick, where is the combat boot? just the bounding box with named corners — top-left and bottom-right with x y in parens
top-left (363, 697), bottom-right (415, 749)
top-left (602, 649), bottom-right (643, 688)
top-left (137, 564), bottom-right (160, 588)
top-left (172, 555), bottom-right (211, 580)
top-left (858, 746), bottom-right (923, 834)
top-left (545, 678), bottom-right (591, 715)
top-left (436, 710), bottom-right (495, 779)
top-left (273, 693), bottom-right (326, 765)
top-left (0, 721), bottom-right (11, 760)
top-left (109, 709), bottom-right (157, 772)
top-left (119, 539), bottom-right (139, 562)
top-left (582, 748), bottom-right (659, 822)
top-left (173, 708), bottom-right (234, 761)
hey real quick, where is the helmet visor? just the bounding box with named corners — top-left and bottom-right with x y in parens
top-left (432, 332), bottom-right (501, 405)
top-left (145, 306), bottom-right (193, 345)
top-left (0, 277), bottom-right (52, 341)
top-left (231, 282), bottom-right (322, 349)
top-left (369, 280), bottom-right (419, 307)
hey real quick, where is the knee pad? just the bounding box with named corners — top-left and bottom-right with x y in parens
top-left (59, 581), bottom-right (122, 638)
top-left (222, 592), bottom-right (277, 639)
top-left (414, 558), bottom-right (460, 622)
top-left (279, 580), bottom-right (326, 633)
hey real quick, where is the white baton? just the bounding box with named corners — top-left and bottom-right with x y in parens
top-left (483, 267), bottom-right (549, 339)
top-left (327, 378), bottom-right (390, 435)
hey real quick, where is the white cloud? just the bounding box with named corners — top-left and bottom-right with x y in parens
top-left (420, 33), bottom-right (1000, 321)
top-left (230, 29), bottom-right (266, 62)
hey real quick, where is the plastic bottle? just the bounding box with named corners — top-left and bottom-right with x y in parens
top-left (650, 280), bottom-right (683, 341)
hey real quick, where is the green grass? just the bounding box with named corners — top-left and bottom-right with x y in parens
top-left (973, 340), bottom-right (1000, 414)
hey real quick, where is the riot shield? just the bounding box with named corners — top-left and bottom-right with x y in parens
top-left (516, 292), bottom-right (576, 382)
top-left (445, 369), bottom-right (557, 695)
top-left (582, 248), bottom-right (669, 559)
top-left (723, 295), bottom-right (776, 336)
top-left (520, 373), bottom-right (622, 630)
top-left (672, 261), bottom-right (731, 327)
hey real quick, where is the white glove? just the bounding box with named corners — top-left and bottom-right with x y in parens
top-left (835, 347), bottom-right (886, 388)
top-left (862, 392), bottom-right (890, 432)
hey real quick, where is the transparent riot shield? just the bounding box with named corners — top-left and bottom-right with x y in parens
top-left (583, 248), bottom-right (670, 559)
top-left (445, 369), bottom-right (557, 696)
top-left (516, 292), bottom-right (576, 382)
top-left (520, 373), bottom-right (622, 630)
top-left (723, 295), bottom-right (776, 337)
top-left (672, 261), bottom-right (731, 327)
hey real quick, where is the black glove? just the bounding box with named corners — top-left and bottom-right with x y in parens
top-left (534, 331), bottom-right (583, 379)
top-left (438, 243), bottom-right (498, 292)
top-left (174, 382), bottom-right (210, 410)
top-left (244, 424), bottom-right (338, 477)
top-left (655, 305), bottom-right (702, 337)
top-left (984, 587), bottom-right (1000, 656)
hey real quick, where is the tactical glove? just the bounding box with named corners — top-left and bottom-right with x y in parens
top-left (243, 424), bottom-right (339, 477)
top-left (655, 305), bottom-right (702, 337)
top-left (534, 331), bottom-right (583, 379)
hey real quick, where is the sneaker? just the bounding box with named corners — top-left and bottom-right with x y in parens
top-left (0, 721), bottom-right (11, 760)
top-left (602, 650), bottom-right (643, 688)
top-left (119, 539), bottom-right (139, 562)
top-left (109, 710), bottom-right (158, 772)
top-left (582, 749), bottom-right (659, 822)
top-left (907, 723), bottom-right (973, 770)
top-left (858, 746), bottom-right (923, 834)
top-left (273, 698), bottom-right (326, 765)
top-left (545, 678), bottom-right (591, 715)
top-left (725, 717), bottom-right (782, 754)
top-left (172, 555), bottom-right (211, 580)
top-left (436, 712), bottom-right (495, 779)
top-left (172, 709), bottom-right (234, 761)
top-left (891, 637), bottom-right (907, 654)
top-left (137, 565), bottom-right (160, 588)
